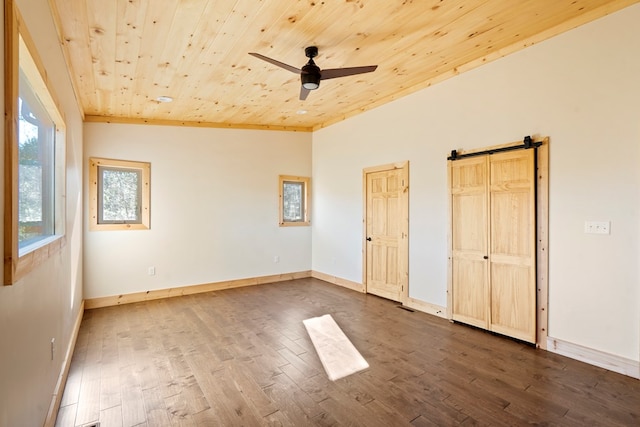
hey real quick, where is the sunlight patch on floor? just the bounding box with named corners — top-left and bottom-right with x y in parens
top-left (303, 314), bottom-right (369, 381)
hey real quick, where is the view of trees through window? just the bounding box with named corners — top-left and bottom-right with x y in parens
top-left (89, 157), bottom-right (150, 231)
top-left (283, 181), bottom-right (304, 222)
top-left (99, 167), bottom-right (141, 223)
top-left (18, 79), bottom-right (55, 247)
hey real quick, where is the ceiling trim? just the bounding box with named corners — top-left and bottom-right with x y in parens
top-left (84, 115), bottom-right (313, 133)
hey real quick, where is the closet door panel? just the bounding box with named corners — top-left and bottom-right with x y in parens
top-left (452, 257), bottom-right (488, 327)
top-left (489, 150), bottom-right (536, 343)
top-left (450, 157), bottom-right (489, 329)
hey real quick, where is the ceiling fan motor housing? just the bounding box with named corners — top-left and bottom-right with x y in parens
top-left (301, 62), bottom-right (321, 89)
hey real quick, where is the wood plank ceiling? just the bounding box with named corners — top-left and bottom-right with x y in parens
top-left (50, 0), bottom-right (638, 132)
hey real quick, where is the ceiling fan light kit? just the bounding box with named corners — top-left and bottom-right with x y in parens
top-left (302, 81), bottom-right (320, 90)
top-left (249, 46), bottom-right (377, 100)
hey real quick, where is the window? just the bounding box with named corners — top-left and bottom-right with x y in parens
top-left (89, 158), bottom-right (150, 231)
top-left (18, 70), bottom-right (56, 246)
top-left (4, 1), bottom-right (66, 285)
top-left (279, 175), bottom-right (310, 226)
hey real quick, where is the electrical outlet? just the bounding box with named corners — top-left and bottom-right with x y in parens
top-left (148, 266), bottom-right (156, 276)
top-left (584, 221), bottom-right (610, 235)
top-left (273, 256), bottom-right (279, 263)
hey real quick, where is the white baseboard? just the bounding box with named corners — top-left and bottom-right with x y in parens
top-left (405, 297), bottom-right (447, 319)
top-left (547, 336), bottom-right (640, 379)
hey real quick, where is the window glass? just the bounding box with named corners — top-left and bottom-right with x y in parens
top-left (278, 175), bottom-right (310, 226)
top-left (18, 68), bottom-right (56, 248)
top-left (98, 167), bottom-right (142, 224)
top-left (283, 181), bottom-right (304, 222)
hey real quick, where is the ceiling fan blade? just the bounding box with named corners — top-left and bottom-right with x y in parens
top-left (320, 65), bottom-right (378, 80)
top-left (248, 53), bottom-right (301, 74)
top-left (300, 86), bottom-right (311, 101)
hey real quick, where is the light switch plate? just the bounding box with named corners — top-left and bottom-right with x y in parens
top-left (584, 221), bottom-right (610, 235)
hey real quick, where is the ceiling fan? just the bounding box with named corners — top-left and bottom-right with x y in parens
top-left (249, 46), bottom-right (378, 100)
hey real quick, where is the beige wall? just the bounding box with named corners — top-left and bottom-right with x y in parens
top-left (83, 123), bottom-right (312, 299)
top-left (312, 5), bottom-right (640, 365)
top-left (0, 0), bottom-right (84, 426)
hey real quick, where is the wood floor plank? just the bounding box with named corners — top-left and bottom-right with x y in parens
top-left (53, 403), bottom-right (76, 427)
top-left (262, 373), bottom-right (318, 426)
top-left (99, 371), bottom-right (121, 412)
top-left (410, 414), bottom-right (442, 426)
top-left (56, 278), bottom-right (640, 426)
top-left (119, 363), bottom-right (146, 426)
top-left (58, 360), bottom-right (83, 408)
top-left (99, 404), bottom-right (123, 427)
top-left (208, 363), bottom-right (265, 424)
top-left (280, 362), bottom-right (333, 404)
top-left (271, 369), bottom-right (326, 420)
top-left (222, 360), bottom-right (279, 418)
top-left (184, 366), bottom-right (239, 426)
top-left (163, 392), bottom-right (197, 426)
top-left (242, 353), bottom-right (284, 389)
top-left (141, 386), bottom-right (171, 426)
top-left (73, 376), bottom-right (100, 426)
top-left (277, 347), bottom-right (322, 379)
top-left (190, 408), bottom-right (225, 426)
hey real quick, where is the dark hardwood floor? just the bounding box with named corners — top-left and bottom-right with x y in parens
top-left (55, 278), bottom-right (640, 426)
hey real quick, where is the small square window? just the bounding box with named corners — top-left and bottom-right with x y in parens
top-left (279, 175), bottom-right (310, 226)
top-left (98, 166), bottom-right (143, 224)
top-left (90, 158), bottom-right (150, 231)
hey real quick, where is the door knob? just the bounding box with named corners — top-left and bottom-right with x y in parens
top-left (366, 237), bottom-right (372, 241)
top-left (483, 255), bottom-right (489, 259)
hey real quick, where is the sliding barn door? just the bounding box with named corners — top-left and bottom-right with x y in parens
top-left (450, 156), bottom-right (489, 329)
top-left (450, 149), bottom-right (536, 343)
top-left (488, 150), bottom-right (536, 342)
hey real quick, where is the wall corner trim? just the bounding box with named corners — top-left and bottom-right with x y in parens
top-left (311, 271), bottom-right (365, 293)
top-left (547, 336), bottom-right (640, 379)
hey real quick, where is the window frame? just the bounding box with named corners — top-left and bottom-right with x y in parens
top-left (4, 0), bottom-right (67, 285)
top-left (89, 157), bottom-right (151, 231)
top-left (279, 175), bottom-right (310, 227)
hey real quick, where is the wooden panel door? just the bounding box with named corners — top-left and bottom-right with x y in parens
top-left (365, 166), bottom-right (407, 302)
top-left (450, 157), bottom-right (490, 329)
top-left (450, 148), bottom-right (536, 343)
top-left (489, 150), bottom-right (536, 342)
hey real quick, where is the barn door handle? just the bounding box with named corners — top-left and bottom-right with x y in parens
top-left (366, 237), bottom-right (372, 241)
